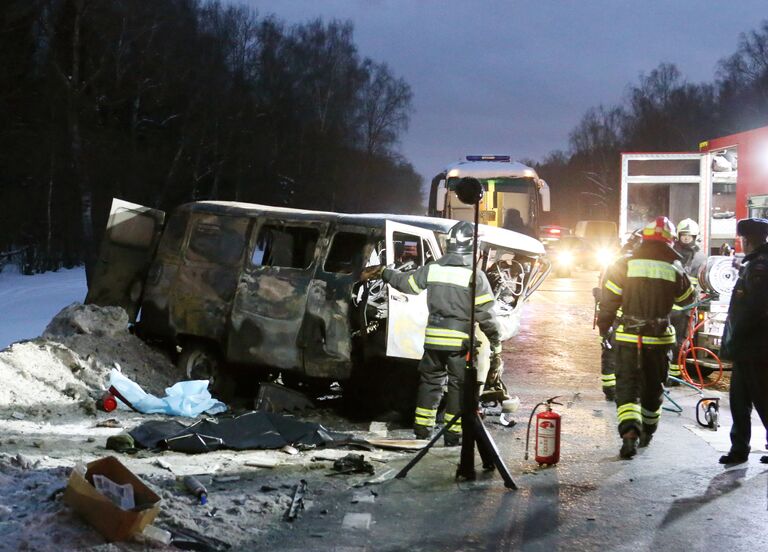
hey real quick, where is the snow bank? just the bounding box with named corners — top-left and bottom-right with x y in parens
top-left (0, 303), bottom-right (178, 419)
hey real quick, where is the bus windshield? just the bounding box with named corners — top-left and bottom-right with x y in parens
top-left (447, 176), bottom-right (538, 236)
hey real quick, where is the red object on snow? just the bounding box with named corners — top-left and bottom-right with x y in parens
top-left (98, 393), bottom-right (117, 413)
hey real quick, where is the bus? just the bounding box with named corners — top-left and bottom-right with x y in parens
top-left (428, 155), bottom-right (551, 238)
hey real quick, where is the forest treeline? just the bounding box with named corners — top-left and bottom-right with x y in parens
top-left (0, 1), bottom-right (418, 275)
top-left (536, 20), bottom-right (768, 228)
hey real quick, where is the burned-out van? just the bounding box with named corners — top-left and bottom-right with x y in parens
top-left (86, 199), bottom-right (548, 400)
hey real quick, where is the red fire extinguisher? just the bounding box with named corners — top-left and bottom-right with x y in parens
top-left (525, 396), bottom-right (563, 465)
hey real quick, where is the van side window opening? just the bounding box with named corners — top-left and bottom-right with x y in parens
top-left (252, 225), bottom-right (319, 269)
top-left (108, 209), bottom-right (157, 248)
top-left (392, 232), bottom-right (424, 266)
top-left (157, 212), bottom-right (188, 254)
top-left (187, 220), bottom-right (246, 265)
top-left (324, 232), bottom-right (368, 274)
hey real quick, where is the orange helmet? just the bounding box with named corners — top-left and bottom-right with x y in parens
top-left (642, 216), bottom-right (676, 245)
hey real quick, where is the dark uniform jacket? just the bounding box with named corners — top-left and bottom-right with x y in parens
top-left (597, 241), bottom-right (695, 346)
top-left (383, 252), bottom-right (501, 352)
top-left (724, 242), bottom-right (768, 362)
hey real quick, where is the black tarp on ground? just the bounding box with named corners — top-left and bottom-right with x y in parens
top-left (128, 411), bottom-right (352, 454)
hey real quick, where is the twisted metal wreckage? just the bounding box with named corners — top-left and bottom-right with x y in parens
top-left (86, 199), bottom-right (550, 403)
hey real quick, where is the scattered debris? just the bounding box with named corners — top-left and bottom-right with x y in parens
top-left (329, 454), bottom-right (375, 476)
top-left (285, 480), bottom-right (307, 521)
top-left (342, 512), bottom-right (372, 531)
top-left (155, 458), bottom-right (173, 472)
top-left (244, 457), bottom-right (279, 469)
top-left (368, 421), bottom-right (388, 438)
top-left (360, 469), bottom-right (397, 486)
top-left (183, 475), bottom-right (209, 505)
top-left (351, 490), bottom-right (376, 504)
top-left (281, 445), bottom-right (299, 455)
top-left (62, 456), bottom-right (161, 542)
top-left (254, 382), bottom-right (315, 413)
top-left (95, 418), bottom-right (122, 428)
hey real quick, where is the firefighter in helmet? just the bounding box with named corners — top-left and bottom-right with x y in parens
top-left (595, 229), bottom-right (643, 401)
top-left (669, 218), bottom-right (707, 382)
top-left (597, 217), bottom-right (695, 459)
top-left (363, 221), bottom-right (502, 446)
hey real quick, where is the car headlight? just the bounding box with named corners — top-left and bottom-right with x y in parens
top-left (557, 251), bottom-right (573, 265)
top-left (595, 248), bottom-right (615, 267)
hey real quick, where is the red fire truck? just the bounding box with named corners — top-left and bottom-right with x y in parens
top-left (620, 124), bottom-right (768, 379)
top-left (621, 125), bottom-right (768, 254)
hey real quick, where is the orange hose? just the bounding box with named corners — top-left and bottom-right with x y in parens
top-left (677, 306), bottom-right (723, 388)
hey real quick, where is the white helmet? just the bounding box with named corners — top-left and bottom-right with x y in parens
top-left (677, 218), bottom-right (699, 237)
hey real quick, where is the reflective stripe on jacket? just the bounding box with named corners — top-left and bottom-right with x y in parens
top-left (383, 253), bottom-right (500, 351)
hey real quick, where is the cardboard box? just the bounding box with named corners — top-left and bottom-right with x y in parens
top-left (63, 456), bottom-right (161, 542)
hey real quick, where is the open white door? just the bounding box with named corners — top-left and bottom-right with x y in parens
top-left (384, 220), bottom-right (440, 359)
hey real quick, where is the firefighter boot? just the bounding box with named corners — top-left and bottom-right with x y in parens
top-left (619, 430), bottom-right (639, 459)
top-left (639, 424), bottom-right (655, 447)
top-left (414, 425), bottom-right (432, 440)
top-left (603, 387), bottom-right (616, 401)
top-left (444, 431), bottom-right (461, 447)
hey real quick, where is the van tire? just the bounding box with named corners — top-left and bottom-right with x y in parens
top-left (176, 342), bottom-right (235, 401)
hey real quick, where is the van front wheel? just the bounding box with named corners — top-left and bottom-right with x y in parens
top-left (177, 343), bottom-right (234, 401)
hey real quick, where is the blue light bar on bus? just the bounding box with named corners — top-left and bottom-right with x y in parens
top-left (466, 155), bottom-right (511, 162)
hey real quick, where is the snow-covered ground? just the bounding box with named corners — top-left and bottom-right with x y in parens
top-left (0, 267), bottom-right (87, 349)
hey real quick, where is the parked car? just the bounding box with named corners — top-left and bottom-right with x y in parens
top-left (86, 199), bottom-right (548, 408)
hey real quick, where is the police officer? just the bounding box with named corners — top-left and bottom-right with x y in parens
top-left (597, 217), bottom-right (695, 459)
top-left (371, 221), bottom-right (502, 446)
top-left (718, 218), bottom-right (768, 465)
top-left (595, 230), bottom-right (643, 401)
top-left (669, 219), bottom-right (707, 381)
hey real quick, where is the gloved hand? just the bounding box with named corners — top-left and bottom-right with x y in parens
top-left (597, 322), bottom-right (610, 338)
top-left (360, 265), bottom-right (384, 281)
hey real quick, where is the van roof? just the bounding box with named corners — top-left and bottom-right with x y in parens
top-left (184, 201), bottom-right (544, 255)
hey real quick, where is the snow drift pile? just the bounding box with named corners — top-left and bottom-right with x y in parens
top-left (0, 303), bottom-right (178, 418)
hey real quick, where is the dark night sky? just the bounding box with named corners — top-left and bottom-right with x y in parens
top-left (245, 1), bottom-right (765, 182)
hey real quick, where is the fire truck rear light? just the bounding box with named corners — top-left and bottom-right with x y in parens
top-left (549, 228), bottom-right (561, 234)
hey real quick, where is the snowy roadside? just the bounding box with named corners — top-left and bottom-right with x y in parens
top-left (0, 270), bottom-right (408, 551)
top-left (0, 267), bottom-right (87, 349)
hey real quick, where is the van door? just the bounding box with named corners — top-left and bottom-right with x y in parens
top-left (85, 198), bottom-right (166, 322)
top-left (170, 213), bottom-right (249, 342)
top-left (384, 220), bottom-right (441, 359)
top-left (300, 225), bottom-right (373, 379)
top-left (227, 219), bottom-right (327, 371)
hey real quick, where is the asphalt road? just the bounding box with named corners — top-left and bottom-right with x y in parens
top-left (252, 270), bottom-right (768, 552)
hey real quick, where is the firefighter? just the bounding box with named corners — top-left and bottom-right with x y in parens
top-left (597, 217), bottom-right (695, 459)
top-left (718, 218), bottom-right (768, 465)
top-left (669, 218), bottom-right (707, 382)
top-left (595, 230), bottom-right (643, 401)
top-left (363, 221), bottom-right (502, 446)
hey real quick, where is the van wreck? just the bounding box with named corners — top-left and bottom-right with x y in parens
top-left (86, 199), bottom-right (549, 403)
